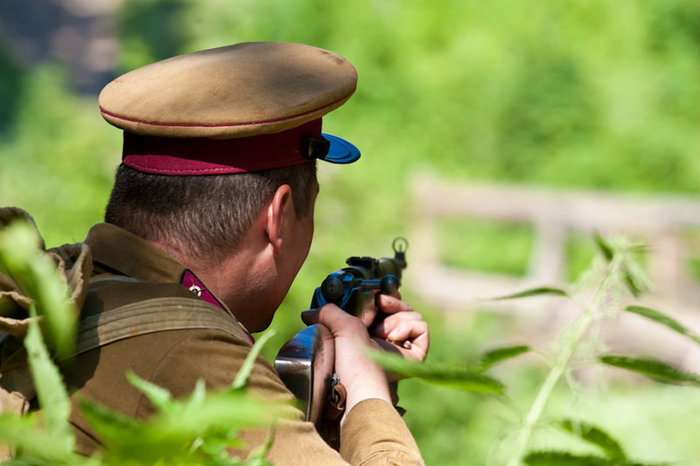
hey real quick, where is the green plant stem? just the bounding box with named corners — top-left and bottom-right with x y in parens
top-left (505, 262), bottom-right (617, 466)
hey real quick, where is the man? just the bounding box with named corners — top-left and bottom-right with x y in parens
top-left (48, 42), bottom-right (428, 464)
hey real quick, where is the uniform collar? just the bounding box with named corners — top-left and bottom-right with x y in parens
top-left (85, 223), bottom-right (184, 283)
top-left (83, 223), bottom-right (239, 326)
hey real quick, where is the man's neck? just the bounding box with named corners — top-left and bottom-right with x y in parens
top-left (149, 238), bottom-right (276, 332)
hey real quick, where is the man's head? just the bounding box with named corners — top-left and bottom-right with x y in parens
top-left (104, 161), bottom-right (318, 260)
top-left (99, 42), bottom-right (359, 248)
top-left (98, 42), bottom-right (359, 329)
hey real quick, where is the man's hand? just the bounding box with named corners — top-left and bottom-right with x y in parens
top-left (366, 294), bottom-right (429, 364)
top-left (301, 295), bottom-right (429, 421)
top-left (302, 304), bottom-right (391, 421)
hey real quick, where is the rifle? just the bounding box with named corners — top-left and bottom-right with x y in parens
top-left (274, 238), bottom-right (408, 443)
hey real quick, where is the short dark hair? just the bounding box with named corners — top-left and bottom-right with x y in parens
top-left (105, 162), bottom-right (317, 259)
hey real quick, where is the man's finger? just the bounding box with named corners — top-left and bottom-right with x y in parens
top-left (301, 308), bottom-right (319, 326)
top-left (371, 311), bottom-right (422, 338)
top-left (306, 303), bottom-right (370, 338)
top-left (358, 290), bottom-right (380, 327)
top-left (386, 319), bottom-right (428, 345)
top-left (376, 294), bottom-right (413, 315)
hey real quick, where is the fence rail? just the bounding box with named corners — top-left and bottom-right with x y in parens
top-left (408, 176), bottom-right (700, 369)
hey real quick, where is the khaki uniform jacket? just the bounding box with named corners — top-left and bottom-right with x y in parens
top-left (50, 223), bottom-right (423, 465)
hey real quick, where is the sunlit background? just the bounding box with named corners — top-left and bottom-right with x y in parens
top-left (1, 0), bottom-right (698, 464)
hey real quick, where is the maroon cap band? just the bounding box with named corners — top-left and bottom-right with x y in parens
top-left (122, 119), bottom-right (321, 175)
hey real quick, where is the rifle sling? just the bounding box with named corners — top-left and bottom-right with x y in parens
top-left (74, 296), bottom-right (247, 357)
top-left (1, 290), bottom-right (247, 410)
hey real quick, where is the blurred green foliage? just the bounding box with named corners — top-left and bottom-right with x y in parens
top-left (0, 46), bottom-right (23, 130)
top-left (1, 0), bottom-right (697, 241)
top-left (117, 0), bottom-right (190, 71)
top-left (180, 0), bottom-right (700, 191)
top-left (439, 218), bottom-right (535, 276)
top-left (0, 67), bottom-right (119, 245)
top-left (1, 0), bottom-right (698, 463)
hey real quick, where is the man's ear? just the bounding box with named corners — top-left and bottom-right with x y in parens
top-left (265, 184), bottom-right (294, 251)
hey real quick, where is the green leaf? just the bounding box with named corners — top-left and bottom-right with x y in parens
top-left (0, 221), bottom-right (77, 359)
top-left (3, 455), bottom-right (101, 466)
top-left (524, 451), bottom-right (613, 466)
top-left (80, 403), bottom-right (193, 463)
top-left (559, 419), bottom-right (626, 460)
top-left (367, 349), bottom-right (504, 394)
top-left (593, 232), bottom-right (614, 262)
top-left (81, 387), bottom-right (287, 462)
top-left (79, 397), bottom-right (144, 445)
top-left (625, 305), bottom-right (700, 346)
top-left (81, 346), bottom-right (290, 463)
top-left (0, 224), bottom-right (77, 459)
top-left (233, 329), bottom-right (276, 389)
top-left (475, 345), bottom-right (530, 373)
top-left (490, 287), bottom-right (569, 300)
top-left (0, 413), bottom-right (79, 464)
top-left (600, 355), bottom-right (700, 386)
top-left (243, 422), bottom-right (277, 466)
top-left (23, 307), bottom-right (74, 456)
top-left (622, 269), bottom-right (642, 298)
top-left (127, 371), bottom-right (173, 412)
top-left (190, 378), bottom-right (208, 405)
top-left (524, 451), bottom-right (661, 466)
top-left (158, 386), bottom-right (287, 435)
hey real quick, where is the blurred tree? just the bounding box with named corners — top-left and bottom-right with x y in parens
top-left (0, 42), bottom-right (23, 132)
top-left (497, 49), bottom-right (600, 181)
top-left (0, 0), bottom-right (118, 97)
top-left (117, 0), bottom-right (191, 71)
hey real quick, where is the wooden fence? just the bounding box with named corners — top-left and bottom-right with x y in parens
top-left (408, 175), bottom-right (700, 369)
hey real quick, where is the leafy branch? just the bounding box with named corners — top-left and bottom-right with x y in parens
top-left (500, 234), bottom-right (655, 466)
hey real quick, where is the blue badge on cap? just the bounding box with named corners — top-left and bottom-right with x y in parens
top-left (321, 133), bottom-right (361, 164)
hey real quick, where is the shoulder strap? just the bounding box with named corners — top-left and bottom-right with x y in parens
top-left (74, 296), bottom-right (249, 357)
top-left (1, 290), bottom-right (248, 415)
top-left (0, 293), bottom-right (246, 461)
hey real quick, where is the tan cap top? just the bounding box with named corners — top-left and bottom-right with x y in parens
top-left (99, 42), bottom-right (358, 139)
